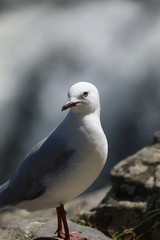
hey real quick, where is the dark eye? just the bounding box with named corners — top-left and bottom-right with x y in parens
top-left (83, 91), bottom-right (88, 97)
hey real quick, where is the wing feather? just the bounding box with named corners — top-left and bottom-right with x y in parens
top-left (0, 129), bottom-right (73, 208)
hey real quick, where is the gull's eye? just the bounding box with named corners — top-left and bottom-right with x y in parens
top-left (83, 91), bottom-right (88, 97)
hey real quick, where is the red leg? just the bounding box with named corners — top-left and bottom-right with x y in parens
top-left (56, 206), bottom-right (65, 238)
top-left (55, 204), bottom-right (87, 240)
top-left (60, 205), bottom-right (70, 240)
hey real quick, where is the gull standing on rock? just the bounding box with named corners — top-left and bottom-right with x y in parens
top-left (0, 82), bottom-right (108, 240)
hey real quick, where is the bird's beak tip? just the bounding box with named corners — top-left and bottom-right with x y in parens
top-left (61, 105), bottom-right (66, 111)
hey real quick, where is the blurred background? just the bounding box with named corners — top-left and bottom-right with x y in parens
top-left (0, 0), bottom-right (160, 192)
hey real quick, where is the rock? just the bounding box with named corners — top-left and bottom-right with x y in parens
top-left (153, 131), bottom-right (160, 144)
top-left (80, 132), bottom-right (160, 240)
top-left (65, 187), bottom-right (110, 220)
top-left (0, 217), bottom-right (111, 240)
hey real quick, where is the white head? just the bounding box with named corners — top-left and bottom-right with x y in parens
top-left (62, 82), bottom-right (100, 115)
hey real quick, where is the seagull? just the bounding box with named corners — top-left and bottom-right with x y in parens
top-left (0, 82), bottom-right (108, 240)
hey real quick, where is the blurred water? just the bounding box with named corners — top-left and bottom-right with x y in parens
top-left (0, 0), bottom-right (160, 191)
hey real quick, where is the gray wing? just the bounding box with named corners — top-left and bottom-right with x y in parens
top-left (0, 129), bottom-right (75, 208)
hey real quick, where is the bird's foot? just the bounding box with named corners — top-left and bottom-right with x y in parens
top-left (68, 231), bottom-right (87, 240)
top-left (55, 230), bottom-right (87, 240)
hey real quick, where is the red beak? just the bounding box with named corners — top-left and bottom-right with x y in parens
top-left (61, 100), bottom-right (79, 111)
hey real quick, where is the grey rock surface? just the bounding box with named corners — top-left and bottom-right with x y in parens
top-left (81, 132), bottom-right (160, 240)
top-left (0, 218), bottom-right (111, 240)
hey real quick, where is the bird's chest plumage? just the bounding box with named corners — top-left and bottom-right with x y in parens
top-left (67, 117), bottom-right (107, 161)
top-left (63, 121), bottom-right (107, 183)
top-left (42, 113), bottom-right (108, 207)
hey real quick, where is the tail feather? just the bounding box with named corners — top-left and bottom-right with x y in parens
top-left (0, 180), bottom-right (10, 209)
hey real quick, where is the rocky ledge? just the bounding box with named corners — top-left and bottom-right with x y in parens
top-left (0, 217), bottom-right (111, 240)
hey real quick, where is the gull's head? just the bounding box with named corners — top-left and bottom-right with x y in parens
top-left (62, 82), bottom-right (100, 115)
